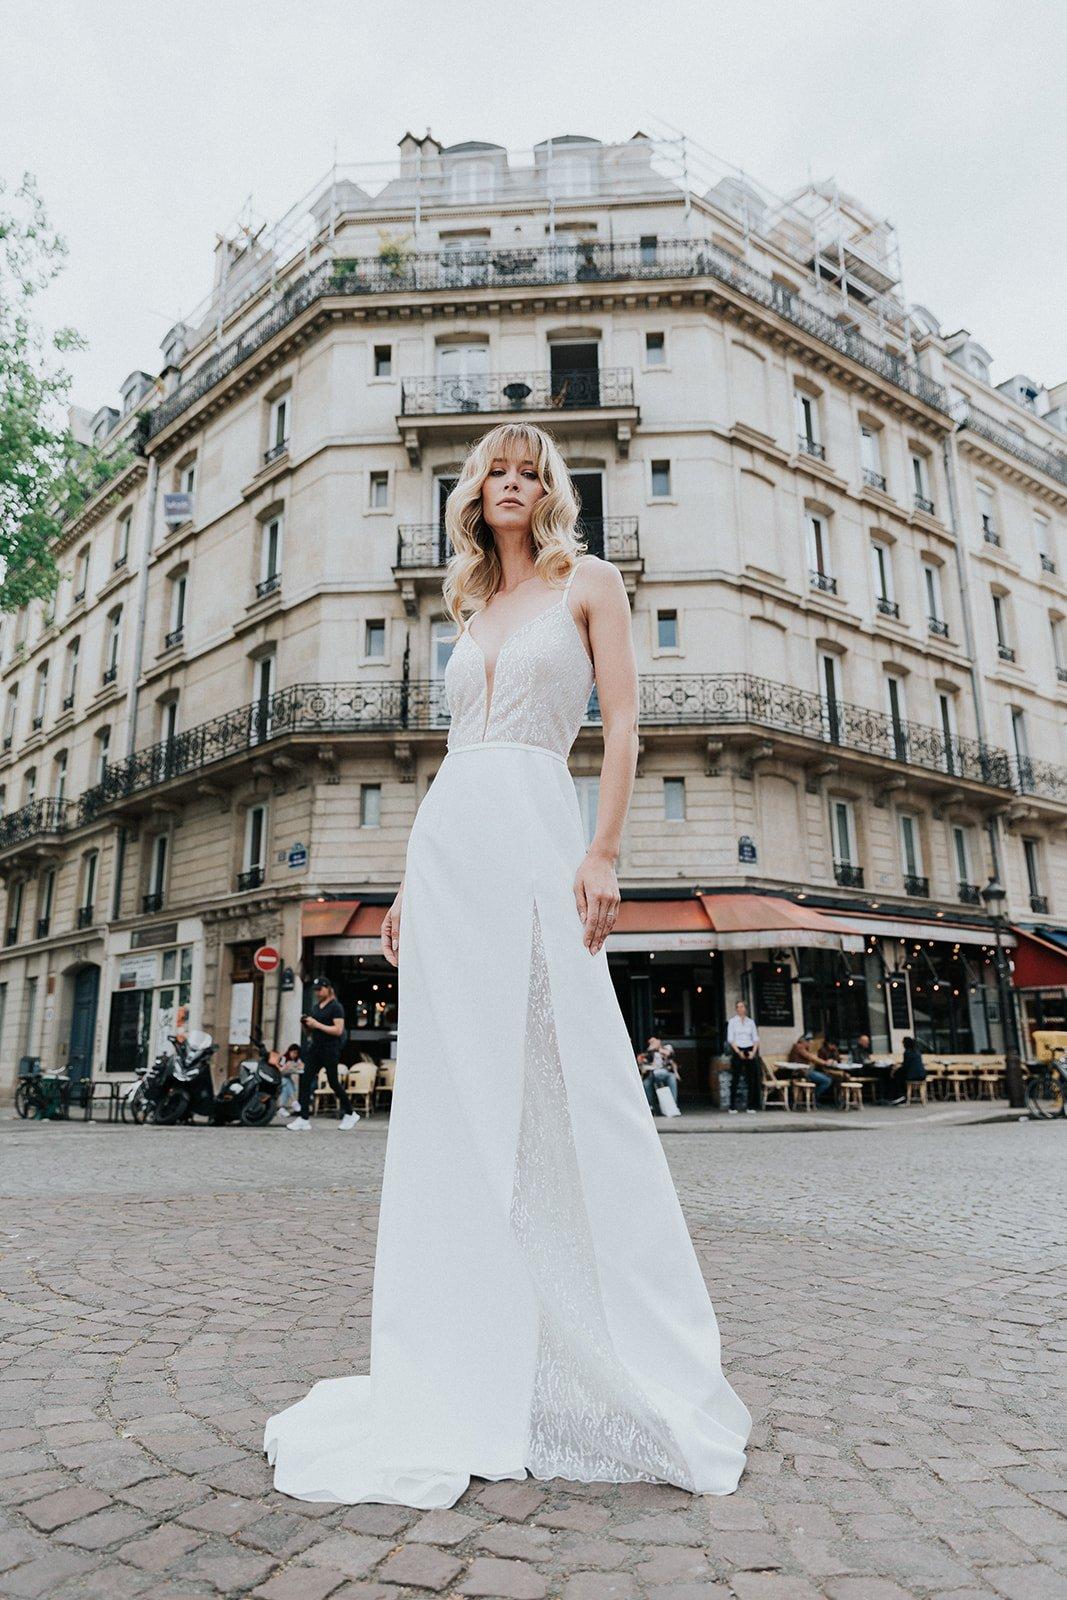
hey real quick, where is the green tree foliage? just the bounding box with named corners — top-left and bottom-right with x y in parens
top-left (0, 175), bottom-right (132, 613)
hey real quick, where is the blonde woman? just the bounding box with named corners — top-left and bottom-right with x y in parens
top-left (266, 421), bottom-right (750, 1508)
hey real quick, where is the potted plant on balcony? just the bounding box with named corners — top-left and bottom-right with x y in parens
top-left (377, 230), bottom-right (414, 284)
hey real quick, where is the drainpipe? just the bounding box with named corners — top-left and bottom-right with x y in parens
top-left (940, 428), bottom-right (988, 747)
top-left (125, 448), bottom-right (159, 758)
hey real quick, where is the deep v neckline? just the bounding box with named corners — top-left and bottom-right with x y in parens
top-left (465, 594), bottom-right (570, 740)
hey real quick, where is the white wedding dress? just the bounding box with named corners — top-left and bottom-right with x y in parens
top-left (264, 556), bottom-right (751, 1508)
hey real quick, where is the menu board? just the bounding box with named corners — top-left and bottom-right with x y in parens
top-left (752, 963), bottom-right (795, 1028)
top-left (887, 977), bottom-right (911, 1030)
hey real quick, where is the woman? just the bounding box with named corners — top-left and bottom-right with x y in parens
top-left (264, 421), bottom-right (751, 1507)
top-left (276, 1043), bottom-right (303, 1117)
top-left (891, 1035), bottom-right (926, 1103)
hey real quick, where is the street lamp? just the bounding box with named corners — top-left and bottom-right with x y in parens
top-left (980, 877), bottom-right (1025, 1107)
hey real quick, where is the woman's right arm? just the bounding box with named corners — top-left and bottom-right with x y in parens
top-left (381, 873), bottom-right (404, 967)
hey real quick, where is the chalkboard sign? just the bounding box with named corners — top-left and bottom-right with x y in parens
top-left (887, 976), bottom-right (911, 1030)
top-left (752, 962), bottom-right (794, 1028)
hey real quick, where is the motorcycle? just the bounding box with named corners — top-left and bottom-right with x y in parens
top-left (214, 1035), bottom-right (283, 1127)
top-left (152, 1030), bottom-right (220, 1125)
top-left (127, 1036), bottom-right (184, 1123)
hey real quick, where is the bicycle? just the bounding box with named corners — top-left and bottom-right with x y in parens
top-left (1024, 1050), bottom-right (1067, 1120)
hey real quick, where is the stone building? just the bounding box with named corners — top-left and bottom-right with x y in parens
top-left (2, 131), bottom-right (1065, 1100)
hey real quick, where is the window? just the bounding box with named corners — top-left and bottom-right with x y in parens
top-left (663, 777), bottom-right (686, 821)
top-left (73, 546), bottom-right (90, 602)
top-left (148, 834), bottom-right (168, 901)
top-left (169, 574), bottom-right (187, 638)
top-left (82, 850), bottom-right (99, 913)
top-left (1023, 837), bottom-right (1044, 904)
top-left (435, 341), bottom-right (489, 408)
top-left (32, 662), bottom-right (49, 728)
top-left (1035, 513), bottom-right (1055, 572)
top-left (952, 825), bottom-right (973, 889)
top-left (244, 804), bottom-right (267, 872)
top-left (3, 685), bottom-right (17, 748)
top-left (870, 541), bottom-right (894, 610)
top-left (373, 344), bottom-right (393, 377)
top-left (922, 563), bottom-right (944, 628)
top-left (38, 868), bottom-right (55, 936)
top-left (360, 784), bottom-right (381, 828)
top-left (886, 675), bottom-right (908, 761)
top-left (95, 725), bottom-right (111, 784)
top-left (859, 425), bottom-right (885, 489)
top-left (820, 652), bottom-right (842, 743)
top-left (268, 393), bottom-right (290, 455)
top-left (829, 798), bottom-right (856, 868)
top-left (7, 880), bottom-right (24, 943)
top-left (261, 515), bottom-right (283, 586)
top-left (911, 453), bottom-right (933, 511)
top-left (1052, 616), bottom-right (1066, 677)
top-left (364, 620), bottom-right (386, 660)
top-left (650, 460), bottom-right (672, 499)
top-left (639, 234), bottom-right (658, 265)
top-left (794, 390), bottom-right (821, 454)
top-left (977, 484), bottom-right (997, 541)
top-left (806, 513), bottom-right (833, 588)
top-left (64, 638), bottom-right (80, 707)
top-left (992, 592), bottom-right (1013, 657)
top-left (1010, 707), bottom-right (1030, 782)
top-left (179, 459), bottom-right (196, 498)
top-left (105, 608), bottom-right (122, 677)
top-left (573, 777), bottom-right (600, 846)
top-left (937, 692), bottom-right (957, 773)
top-left (656, 610), bottom-right (678, 650)
top-left (116, 510), bottom-right (132, 567)
top-left (369, 471), bottom-right (389, 510)
top-left (23, 767), bottom-right (36, 804)
top-left (161, 699), bottom-right (179, 745)
top-left (899, 813), bottom-right (923, 880)
top-left (54, 751), bottom-right (67, 804)
top-left (0, 786), bottom-right (5, 819)
top-left (644, 331), bottom-right (666, 366)
top-left (251, 655), bottom-right (275, 744)
top-left (23, 975), bottom-right (38, 1052)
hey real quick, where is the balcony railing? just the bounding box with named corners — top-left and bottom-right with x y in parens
top-left (834, 862), bottom-right (864, 888)
top-left (146, 239), bottom-right (949, 440)
top-left (263, 439), bottom-right (289, 466)
top-left (35, 917), bottom-right (50, 939)
top-left (983, 527), bottom-right (1001, 547)
top-left (914, 494), bottom-right (935, 515)
top-left (400, 367), bottom-right (633, 417)
top-left (395, 516), bottom-right (641, 569)
top-left (81, 673), bottom-right (1033, 819)
top-left (5, 926), bottom-right (16, 947)
top-left (928, 616), bottom-right (949, 638)
top-left (77, 904), bottom-right (94, 928)
top-left (31, 715), bottom-right (43, 731)
top-left (256, 572), bottom-right (282, 599)
top-left (904, 874), bottom-right (929, 898)
top-left (797, 434), bottom-right (826, 460)
top-left (862, 469), bottom-right (887, 491)
top-left (164, 626), bottom-right (185, 650)
top-left (237, 866), bottom-right (265, 891)
top-left (958, 882), bottom-right (981, 905)
top-left (1030, 893), bottom-right (1050, 914)
top-left (997, 643), bottom-right (1016, 662)
top-left (876, 598), bottom-right (899, 618)
top-left (102, 665), bottom-right (118, 685)
top-left (142, 892), bottom-right (165, 914)
top-left (1015, 757), bottom-right (1067, 804)
top-left (959, 405), bottom-right (1067, 490)
top-left (1058, 667), bottom-right (1067, 684)
top-left (810, 570), bottom-right (838, 594)
top-left (1041, 554), bottom-right (1057, 574)
top-left (113, 553), bottom-right (128, 571)
top-left (62, 693), bottom-right (75, 711)
top-left (0, 796), bottom-right (75, 853)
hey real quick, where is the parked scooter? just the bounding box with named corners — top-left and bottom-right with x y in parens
top-left (130, 1036), bottom-right (185, 1123)
top-left (213, 1035), bottom-right (283, 1127)
top-left (151, 1030), bottom-right (220, 1125)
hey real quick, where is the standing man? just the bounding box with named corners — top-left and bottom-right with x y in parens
top-left (725, 999), bottom-right (762, 1114)
top-left (287, 976), bottom-right (360, 1132)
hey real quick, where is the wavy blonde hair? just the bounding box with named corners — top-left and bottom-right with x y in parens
top-left (441, 422), bottom-right (586, 630)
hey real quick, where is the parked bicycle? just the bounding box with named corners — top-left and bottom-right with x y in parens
top-left (1025, 1049), bottom-right (1067, 1120)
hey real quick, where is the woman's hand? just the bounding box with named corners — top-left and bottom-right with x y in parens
top-left (574, 849), bottom-right (620, 955)
top-left (381, 885), bottom-right (403, 967)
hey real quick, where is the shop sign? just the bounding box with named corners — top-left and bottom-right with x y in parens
top-left (751, 962), bottom-right (794, 1027)
top-left (163, 492), bottom-right (194, 524)
top-left (118, 952), bottom-right (158, 990)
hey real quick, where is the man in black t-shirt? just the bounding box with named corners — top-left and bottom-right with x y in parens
top-left (287, 977), bottom-right (360, 1131)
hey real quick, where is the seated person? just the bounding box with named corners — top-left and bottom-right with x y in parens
top-left (849, 1033), bottom-right (895, 1102)
top-left (637, 1049), bottom-right (680, 1114)
top-left (890, 1036), bottom-right (926, 1103)
top-left (817, 1038), bottom-right (842, 1064)
top-left (786, 1032), bottom-right (833, 1104)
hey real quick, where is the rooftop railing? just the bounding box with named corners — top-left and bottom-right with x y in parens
top-left (958, 404), bottom-right (1067, 490)
top-left (147, 237), bottom-right (949, 438)
top-left (400, 367), bottom-right (634, 416)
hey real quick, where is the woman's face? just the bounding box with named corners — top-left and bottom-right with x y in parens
top-left (481, 453), bottom-right (546, 537)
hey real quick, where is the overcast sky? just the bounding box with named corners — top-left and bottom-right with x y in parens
top-left (4, 0), bottom-right (1065, 413)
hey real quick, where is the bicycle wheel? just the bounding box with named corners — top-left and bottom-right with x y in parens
top-left (122, 1085), bottom-right (149, 1124)
top-left (15, 1082), bottom-right (33, 1119)
top-left (1026, 1067), bottom-right (1065, 1119)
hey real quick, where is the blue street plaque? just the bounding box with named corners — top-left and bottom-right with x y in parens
top-left (287, 842), bottom-right (308, 869)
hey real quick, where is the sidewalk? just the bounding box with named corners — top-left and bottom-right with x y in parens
top-left (656, 1099), bottom-right (1023, 1133)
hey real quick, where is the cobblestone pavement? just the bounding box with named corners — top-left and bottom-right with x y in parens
top-left (0, 1116), bottom-right (1064, 1600)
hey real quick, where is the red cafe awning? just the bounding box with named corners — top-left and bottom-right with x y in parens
top-left (696, 893), bottom-right (864, 951)
top-left (1010, 927), bottom-right (1067, 989)
top-left (301, 899), bottom-right (362, 938)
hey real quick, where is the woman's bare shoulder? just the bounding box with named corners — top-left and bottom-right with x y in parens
top-left (573, 552), bottom-right (627, 596)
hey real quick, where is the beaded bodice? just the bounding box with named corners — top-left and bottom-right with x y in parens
top-left (445, 564), bottom-right (595, 759)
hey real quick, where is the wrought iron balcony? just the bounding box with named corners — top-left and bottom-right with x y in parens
top-left (401, 367), bottom-right (633, 418)
top-left (147, 239), bottom-right (948, 441)
top-left (264, 439), bottom-right (289, 466)
top-left (928, 616), bottom-right (949, 638)
top-left (983, 526), bottom-right (1001, 547)
top-left (395, 516), bottom-right (641, 569)
top-left (142, 892), bottom-right (165, 914)
top-left (102, 665), bottom-right (118, 685)
top-left (237, 866), bottom-right (264, 891)
top-left (958, 882), bottom-right (981, 905)
top-left (1014, 756), bottom-right (1067, 804)
top-left (862, 468), bottom-right (887, 491)
top-left (76, 904), bottom-right (94, 928)
top-left (5, 926), bottom-right (16, 947)
top-left (36, 917), bottom-right (49, 940)
top-left (914, 494), bottom-right (935, 515)
top-left (797, 434), bottom-right (826, 460)
top-left (73, 587), bottom-right (86, 604)
top-left (834, 862), bottom-right (864, 888)
top-left (876, 598), bottom-right (899, 618)
top-left (1030, 893), bottom-right (1050, 914)
top-left (903, 874), bottom-right (929, 898)
top-left (810, 570), bottom-right (838, 594)
top-left (997, 643), bottom-right (1016, 662)
top-left (31, 715), bottom-right (43, 731)
top-left (62, 693), bottom-right (75, 711)
top-left (256, 572), bottom-right (281, 599)
top-left (113, 554), bottom-right (128, 571)
top-left (164, 626), bottom-right (185, 650)
top-left (958, 405), bottom-right (1067, 491)
top-left (1058, 667), bottom-right (1067, 684)
top-left (2, 736), bottom-right (11, 752)
top-left (0, 796), bottom-right (75, 853)
top-left (1041, 554), bottom-right (1057, 574)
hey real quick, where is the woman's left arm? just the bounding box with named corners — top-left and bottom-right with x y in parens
top-left (573, 560), bottom-right (639, 955)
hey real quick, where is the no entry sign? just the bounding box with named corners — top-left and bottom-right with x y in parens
top-left (253, 945), bottom-right (281, 974)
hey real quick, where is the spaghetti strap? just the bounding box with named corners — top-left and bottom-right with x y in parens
top-left (562, 555), bottom-right (584, 600)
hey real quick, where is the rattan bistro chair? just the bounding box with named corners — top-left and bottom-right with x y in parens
top-left (761, 1059), bottom-right (791, 1112)
top-left (791, 1078), bottom-right (816, 1111)
top-left (374, 1060), bottom-right (395, 1112)
top-left (344, 1063), bottom-right (376, 1118)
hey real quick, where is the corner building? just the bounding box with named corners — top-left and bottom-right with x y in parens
top-left (2, 132), bottom-right (1065, 1100)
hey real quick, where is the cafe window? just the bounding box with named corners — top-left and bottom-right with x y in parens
top-left (106, 942), bottom-right (193, 1076)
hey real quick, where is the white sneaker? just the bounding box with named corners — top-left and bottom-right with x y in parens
top-left (276, 1106), bottom-right (291, 1117)
top-left (286, 1116), bottom-right (311, 1131)
top-left (339, 1112), bottom-right (361, 1130)
top-left (728, 1108), bottom-right (739, 1115)
top-left (746, 1108), bottom-right (757, 1115)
